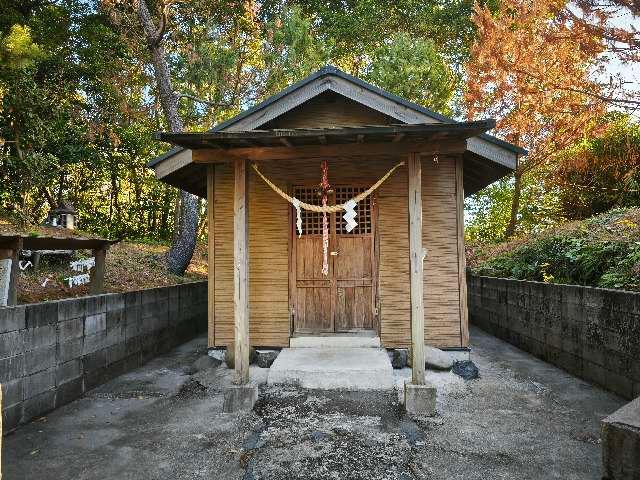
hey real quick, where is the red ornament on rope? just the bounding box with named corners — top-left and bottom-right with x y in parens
top-left (320, 160), bottom-right (330, 276)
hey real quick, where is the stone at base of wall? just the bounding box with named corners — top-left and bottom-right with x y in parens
top-left (404, 381), bottom-right (436, 417)
top-left (223, 384), bottom-right (258, 413)
top-left (602, 397), bottom-right (640, 480)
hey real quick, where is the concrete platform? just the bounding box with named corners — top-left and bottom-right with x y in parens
top-left (267, 347), bottom-right (394, 390)
top-left (290, 334), bottom-right (381, 348)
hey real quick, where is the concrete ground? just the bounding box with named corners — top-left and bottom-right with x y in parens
top-left (4, 326), bottom-right (624, 479)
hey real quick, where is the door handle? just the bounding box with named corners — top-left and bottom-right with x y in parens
top-left (330, 251), bottom-right (339, 256)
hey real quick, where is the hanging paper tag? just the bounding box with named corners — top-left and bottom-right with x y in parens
top-left (292, 197), bottom-right (302, 237)
top-left (70, 257), bottom-right (95, 272)
top-left (19, 260), bottom-right (32, 271)
top-left (343, 199), bottom-right (358, 233)
top-left (0, 259), bottom-right (11, 306)
top-left (65, 273), bottom-right (90, 288)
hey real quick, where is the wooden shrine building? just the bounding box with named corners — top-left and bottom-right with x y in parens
top-left (150, 66), bottom-right (523, 386)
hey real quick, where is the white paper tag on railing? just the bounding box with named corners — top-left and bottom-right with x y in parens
top-left (65, 273), bottom-right (90, 288)
top-left (70, 257), bottom-right (95, 272)
top-left (343, 199), bottom-right (358, 232)
top-left (0, 259), bottom-right (11, 306)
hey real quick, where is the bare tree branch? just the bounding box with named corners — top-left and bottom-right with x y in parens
top-left (513, 67), bottom-right (640, 107)
top-left (177, 93), bottom-right (232, 107)
top-left (154, 0), bottom-right (169, 45)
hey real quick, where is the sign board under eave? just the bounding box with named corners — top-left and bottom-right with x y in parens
top-left (0, 258), bottom-right (11, 306)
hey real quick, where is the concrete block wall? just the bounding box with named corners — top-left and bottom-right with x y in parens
top-left (602, 397), bottom-right (640, 479)
top-left (1, 281), bottom-right (207, 433)
top-left (468, 275), bottom-right (640, 400)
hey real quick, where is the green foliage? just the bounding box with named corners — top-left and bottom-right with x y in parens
top-left (472, 208), bottom-right (640, 291)
top-left (465, 178), bottom-right (513, 243)
top-left (365, 33), bottom-right (455, 114)
top-left (261, 6), bottom-right (330, 95)
top-left (0, 0), bottom-right (489, 243)
top-left (0, 1), bottom-right (177, 240)
top-left (263, 0), bottom-right (497, 71)
top-left (555, 115), bottom-right (640, 220)
top-left (467, 116), bottom-right (640, 246)
top-left (0, 24), bottom-right (42, 69)
top-left (465, 172), bottom-right (561, 244)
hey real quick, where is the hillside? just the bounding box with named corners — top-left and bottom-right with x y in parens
top-left (1, 219), bottom-right (207, 304)
top-left (467, 208), bottom-right (640, 292)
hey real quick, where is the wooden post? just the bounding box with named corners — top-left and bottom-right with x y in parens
top-left (233, 157), bottom-right (250, 385)
top-left (408, 152), bottom-right (425, 385)
top-left (32, 252), bottom-right (41, 271)
top-left (456, 155), bottom-right (469, 347)
top-left (90, 247), bottom-right (107, 295)
top-left (207, 164), bottom-right (216, 348)
top-left (7, 238), bottom-right (22, 306)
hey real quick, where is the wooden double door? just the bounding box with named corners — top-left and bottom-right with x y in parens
top-left (291, 185), bottom-right (377, 334)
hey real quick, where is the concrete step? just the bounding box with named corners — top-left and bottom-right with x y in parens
top-left (290, 335), bottom-right (381, 348)
top-left (267, 347), bottom-right (394, 390)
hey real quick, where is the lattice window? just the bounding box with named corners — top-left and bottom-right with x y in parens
top-left (335, 187), bottom-right (372, 235)
top-left (293, 186), bottom-right (324, 235)
top-left (293, 185), bottom-right (373, 235)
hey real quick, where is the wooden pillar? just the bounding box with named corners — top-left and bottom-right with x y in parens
top-left (32, 252), bottom-right (41, 271)
top-left (456, 155), bottom-right (469, 347)
top-left (7, 238), bottom-right (22, 306)
top-left (233, 158), bottom-right (250, 385)
top-left (207, 164), bottom-right (216, 348)
top-left (90, 247), bottom-right (107, 295)
top-left (408, 152), bottom-right (425, 385)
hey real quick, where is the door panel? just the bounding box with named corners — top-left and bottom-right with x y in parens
top-left (334, 235), bottom-right (373, 331)
top-left (333, 187), bottom-right (374, 332)
top-left (294, 235), bottom-right (332, 332)
top-left (335, 285), bottom-right (373, 331)
top-left (292, 184), bottom-right (376, 334)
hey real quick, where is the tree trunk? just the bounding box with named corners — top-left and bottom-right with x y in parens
top-left (135, 0), bottom-right (198, 275)
top-left (504, 168), bottom-right (523, 239)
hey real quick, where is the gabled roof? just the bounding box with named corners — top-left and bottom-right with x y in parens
top-left (149, 66), bottom-right (526, 197)
top-left (148, 65), bottom-right (525, 168)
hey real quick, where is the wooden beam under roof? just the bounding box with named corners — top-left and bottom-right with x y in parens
top-left (0, 234), bottom-right (117, 251)
top-left (156, 119), bottom-right (496, 149)
top-left (192, 139), bottom-right (468, 163)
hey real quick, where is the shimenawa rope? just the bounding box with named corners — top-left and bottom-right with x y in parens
top-left (251, 161), bottom-right (406, 212)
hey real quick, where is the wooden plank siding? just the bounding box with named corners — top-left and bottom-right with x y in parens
top-left (262, 91), bottom-right (393, 130)
top-left (422, 156), bottom-right (464, 347)
top-left (211, 154), bottom-right (466, 349)
top-left (214, 162), bottom-right (290, 348)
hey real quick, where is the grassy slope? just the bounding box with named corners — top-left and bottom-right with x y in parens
top-left (1, 220), bottom-right (207, 304)
top-left (467, 208), bottom-right (640, 291)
